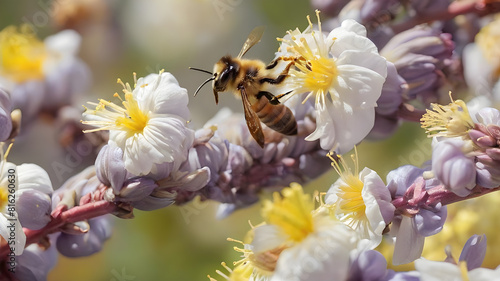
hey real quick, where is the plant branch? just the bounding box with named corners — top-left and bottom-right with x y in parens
top-left (0, 200), bottom-right (118, 258)
top-left (391, 0), bottom-right (500, 34)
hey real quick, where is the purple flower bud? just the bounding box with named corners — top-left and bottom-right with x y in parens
top-left (485, 148), bottom-right (500, 161)
top-left (475, 158), bottom-right (500, 188)
top-left (386, 165), bottom-right (425, 197)
top-left (469, 129), bottom-right (489, 145)
top-left (413, 203), bottom-right (447, 236)
top-left (109, 176), bottom-right (158, 202)
top-left (0, 87), bottom-right (12, 141)
top-left (487, 124), bottom-right (500, 140)
top-left (8, 80), bottom-right (46, 125)
top-left (13, 239), bottom-right (58, 281)
top-left (95, 144), bottom-right (128, 193)
top-left (56, 215), bottom-right (112, 257)
top-left (381, 25), bottom-right (454, 100)
top-left (377, 62), bottom-right (406, 116)
top-left (431, 139), bottom-right (476, 196)
top-left (17, 189), bottom-right (52, 230)
top-left (347, 250), bottom-right (390, 281)
top-left (459, 234), bottom-right (487, 271)
top-left (131, 194), bottom-right (175, 211)
top-left (16, 163), bottom-right (54, 230)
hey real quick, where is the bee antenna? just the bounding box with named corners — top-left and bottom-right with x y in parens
top-left (189, 67), bottom-right (214, 76)
top-left (193, 76), bottom-right (215, 97)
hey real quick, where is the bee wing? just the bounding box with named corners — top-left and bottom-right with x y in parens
top-left (240, 87), bottom-right (265, 147)
top-left (237, 26), bottom-right (266, 59)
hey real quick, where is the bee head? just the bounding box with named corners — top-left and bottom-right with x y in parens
top-left (213, 56), bottom-right (239, 93)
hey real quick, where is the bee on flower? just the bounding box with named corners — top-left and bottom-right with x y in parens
top-left (273, 10), bottom-right (387, 153)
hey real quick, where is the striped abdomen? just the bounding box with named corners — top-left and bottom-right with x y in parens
top-left (252, 96), bottom-right (297, 135)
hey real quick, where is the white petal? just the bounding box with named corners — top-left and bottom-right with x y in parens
top-left (272, 218), bottom-right (357, 281)
top-left (17, 164), bottom-right (53, 195)
top-left (252, 224), bottom-right (288, 254)
top-left (0, 214), bottom-right (26, 255)
top-left (415, 259), bottom-right (462, 281)
top-left (393, 216), bottom-right (425, 265)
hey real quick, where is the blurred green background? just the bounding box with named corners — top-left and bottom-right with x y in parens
top-left (0, 0), bottom-right (436, 280)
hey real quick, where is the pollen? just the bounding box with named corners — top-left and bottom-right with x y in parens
top-left (420, 95), bottom-right (474, 138)
top-left (328, 150), bottom-right (366, 228)
top-left (261, 183), bottom-right (315, 242)
top-left (277, 9), bottom-right (338, 103)
top-left (0, 25), bottom-right (46, 83)
top-left (82, 73), bottom-right (150, 136)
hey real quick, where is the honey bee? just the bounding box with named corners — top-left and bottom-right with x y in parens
top-left (191, 26), bottom-right (297, 148)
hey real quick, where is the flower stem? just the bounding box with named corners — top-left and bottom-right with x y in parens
top-left (392, 183), bottom-right (500, 215)
top-left (0, 200), bottom-right (118, 258)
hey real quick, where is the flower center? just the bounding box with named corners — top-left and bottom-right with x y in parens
top-left (114, 92), bottom-right (149, 134)
top-left (261, 183), bottom-right (315, 242)
top-left (277, 10), bottom-right (338, 103)
top-left (82, 75), bottom-right (150, 137)
top-left (0, 25), bottom-right (46, 83)
top-left (336, 174), bottom-right (366, 226)
top-left (300, 56), bottom-right (338, 94)
top-left (420, 96), bottom-right (474, 138)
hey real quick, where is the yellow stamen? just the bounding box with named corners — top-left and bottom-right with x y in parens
top-left (0, 25), bottom-right (46, 83)
top-left (222, 237), bottom-right (275, 280)
top-left (458, 261), bottom-right (470, 281)
top-left (82, 74), bottom-right (150, 136)
top-left (276, 10), bottom-right (338, 104)
top-left (327, 148), bottom-right (366, 228)
top-left (420, 93), bottom-right (474, 138)
top-left (261, 183), bottom-right (315, 242)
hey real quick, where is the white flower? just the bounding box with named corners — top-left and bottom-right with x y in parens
top-left (82, 71), bottom-right (194, 176)
top-left (248, 183), bottom-right (359, 281)
top-left (325, 152), bottom-right (394, 249)
top-left (415, 258), bottom-right (500, 281)
top-left (275, 11), bottom-right (387, 153)
top-left (0, 26), bottom-right (90, 113)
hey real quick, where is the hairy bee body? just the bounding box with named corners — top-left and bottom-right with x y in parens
top-left (252, 93), bottom-right (297, 136)
top-left (192, 26), bottom-right (297, 147)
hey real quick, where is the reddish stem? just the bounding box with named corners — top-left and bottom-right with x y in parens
top-left (391, 0), bottom-right (500, 34)
top-left (392, 183), bottom-right (500, 214)
top-left (0, 201), bottom-right (118, 257)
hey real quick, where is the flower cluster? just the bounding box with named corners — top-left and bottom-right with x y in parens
top-left (2, 1), bottom-right (500, 280)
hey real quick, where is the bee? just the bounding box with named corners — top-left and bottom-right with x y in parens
top-left (191, 26), bottom-right (297, 148)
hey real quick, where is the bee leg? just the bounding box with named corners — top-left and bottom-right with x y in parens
top-left (271, 91), bottom-right (293, 103)
top-left (265, 59), bottom-right (279, 70)
top-left (260, 61), bottom-right (295, 85)
top-left (257, 91), bottom-right (280, 105)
